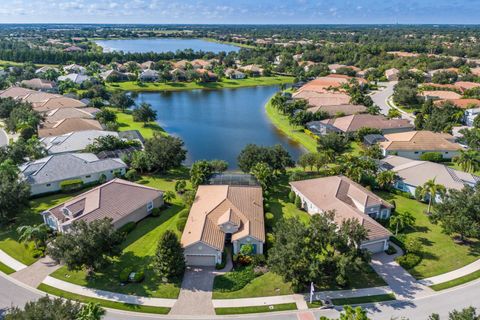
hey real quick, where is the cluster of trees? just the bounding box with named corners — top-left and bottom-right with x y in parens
top-left (393, 79), bottom-right (421, 108)
top-left (415, 100), bottom-right (464, 133)
top-left (189, 159), bottom-right (228, 188)
top-left (0, 98), bottom-right (41, 139)
top-left (271, 93), bottom-right (328, 127)
top-left (85, 135), bottom-right (141, 154)
top-left (268, 212), bottom-right (370, 290)
top-left (127, 134), bottom-right (187, 174)
top-left (0, 160), bottom-right (31, 225)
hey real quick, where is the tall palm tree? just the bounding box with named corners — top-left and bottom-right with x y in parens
top-left (377, 170), bottom-right (397, 190)
top-left (16, 224), bottom-right (50, 250)
top-left (453, 150), bottom-right (480, 173)
top-left (417, 178), bottom-right (446, 214)
top-left (389, 211), bottom-right (416, 235)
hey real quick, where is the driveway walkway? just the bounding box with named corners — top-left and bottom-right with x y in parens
top-left (169, 266), bottom-right (216, 316)
top-left (11, 256), bottom-right (61, 288)
top-left (370, 244), bottom-right (433, 300)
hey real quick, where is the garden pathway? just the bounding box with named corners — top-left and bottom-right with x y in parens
top-left (370, 244), bottom-right (433, 300)
top-left (11, 256), bottom-right (60, 288)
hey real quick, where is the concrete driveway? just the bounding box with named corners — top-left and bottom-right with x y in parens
top-left (169, 266), bottom-right (216, 316)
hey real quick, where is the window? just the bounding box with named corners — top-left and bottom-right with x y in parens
top-left (85, 175), bottom-right (91, 178)
top-left (414, 151), bottom-right (419, 154)
top-left (146, 201), bottom-right (154, 212)
top-left (46, 183), bottom-right (51, 187)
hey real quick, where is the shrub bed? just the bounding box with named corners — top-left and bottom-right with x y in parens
top-left (213, 266), bottom-right (257, 293)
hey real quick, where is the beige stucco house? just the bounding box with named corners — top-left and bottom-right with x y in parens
top-left (181, 185), bottom-right (265, 266)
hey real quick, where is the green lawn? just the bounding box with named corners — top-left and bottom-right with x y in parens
top-left (0, 261), bottom-right (15, 274)
top-left (106, 76), bottom-right (294, 92)
top-left (215, 303), bottom-right (297, 315)
top-left (113, 109), bottom-right (166, 139)
top-left (0, 192), bottom-right (77, 265)
top-left (50, 172), bottom-right (190, 299)
top-left (265, 98), bottom-right (317, 153)
top-left (446, 162), bottom-right (480, 176)
top-left (38, 284), bottom-right (170, 314)
top-left (307, 300), bottom-right (323, 308)
top-left (332, 293), bottom-right (396, 305)
top-left (377, 192), bottom-right (480, 279)
top-left (430, 269), bottom-right (480, 291)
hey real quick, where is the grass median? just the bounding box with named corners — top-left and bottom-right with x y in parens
top-left (37, 284), bottom-right (170, 314)
top-left (332, 293), bottom-right (396, 305)
top-left (430, 269), bottom-right (480, 291)
top-left (215, 303), bottom-right (297, 315)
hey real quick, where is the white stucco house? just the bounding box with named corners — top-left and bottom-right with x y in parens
top-left (181, 185), bottom-right (265, 266)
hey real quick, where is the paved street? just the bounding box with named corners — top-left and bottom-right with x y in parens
top-left (0, 128), bottom-right (7, 147)
top-left (370, 81), bottom-right (415, 123)
top-left (2, 270), bottom-right (480, 320)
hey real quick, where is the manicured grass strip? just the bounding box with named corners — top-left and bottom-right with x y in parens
top-left (265, 98), bottom-right (317, 153)
top-left (112, 109), bottom-right (166, 139)
top-left (37, 284), bottom-right (170, 314)
top-left (215, 303), bottom-right (297, 315)
top-left (430, 269), bottom-right (480, 291)
top-left (106, 76), bottom-right (294, 92)
top-left (0, 261), bottom-right (15, 275)
top-left (332, 293), bottom-right (395, 306)
top-left (307, 301), bottom-right (323, 308)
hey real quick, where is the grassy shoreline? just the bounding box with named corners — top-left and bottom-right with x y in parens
top-left (201, 37), bottom-right (255, 49)
top-left (106, 76), bottom-right (294, 92)
top-left (264, 97), bottom-right (317, 153)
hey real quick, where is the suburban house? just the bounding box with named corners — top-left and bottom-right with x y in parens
top-left (63, 64), bottom-right (87, 74)
top-left (379, 130), bottom-right (462, 160)
top-left (434, 98), bottom-right (480, 109)
top-left (454, 81), bottom-right (480, 91)
top-left (225, 68), bottom-right (246, 79)
top-left (43, 107), bottom-right (100, 124)
top-left (239, 64), bottom-right (264, 76)
top-left (19, 153), bottom-right (127, 196)
top-left (380, 155), bottom-right (480, 198)
top-left (57, 73), bottom-right (91, 85)
top-left (307, 103), bottom-right (367, 117)
top-left (290, 176), bottom-right (393, 253)
top-left (141, 61), bottom-right (155, 70)
top-left (35, 66), bottom-right (59, 75)
top-left (100, 70), bottom-right (129, 82)
top-left (385, 68), bottom-right (400, 81)
top-left (421, 90), bottom-right (462, 101)
top-left (38, 118), bottom-right (104, 137)
top-left (64, 46), bottom-right (84, 53)
top-left (42, 179), bottom-right (163, 232)
top-left (20, 78), bottom-right (56, 91)
top-left (327, 64), bottom-right (347, 73)
top-left (465, 108), bottom-right (480, 127)
top-left (181, 185), bottom-right (265, 266)
top-left (139, 69), bottom-right (159, 82)
top-left (41, 130), bottom-right (121, 154)
top-left (307, 114), bottom-right (414, 136)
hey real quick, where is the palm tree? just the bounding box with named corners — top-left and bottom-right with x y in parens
top-left (376, 170), bottom-right (397, 190)
top-left (77, 302), bottom-right (106, 320)
top-left (389, 211), bottom-right (416, 235)
top-left (16, 224), bottom-right (50, 250)
top-left (417, 178), bottom-right (446, 214)
top-left (453, 150), bottom-right (480, 173)
top-left (163, 191), bottom-right (176, 205)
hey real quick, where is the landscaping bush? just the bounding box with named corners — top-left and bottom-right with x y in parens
top-left (240, 244), bottom-right (254, 256)
top-left (119, 267), bottom-right (133, 282)
top-left (216, 250), bottom-right (227, 270)
top-left (266, 232), bottom-right (275, 249)
top-left (396, 253), bottom-right (421, 269)
top-left (176, 217), bottom-right (187, 232)
top-left (288, 190), bottom-right (296, 203)
top-left (289, 171), bottom-right (309, 182)
top-left (131, 269), bottom-right (145, 283)
top-left (98, 174), bottom-right (107, 184)
top-left (150, 207), bottom-right (161, 217)
top-left (118, 221), bottom-right (136, 235)
top-left (178, 208), bottom-right (189, 219)
top-left (265, 212), bottom-right (274, 228)
top-left (233, 254), bottom-right (253, 266)
top-left (251, 254), bottom-right (266, 267)
top-left (213, 266), bottom-right (257, 292)
top-left (386, 245), bottom-right (397, 255)
top-left (59, 179), bottom-right (84, 192)
top-left (420, 152), bottom-right (444, 162)
top-left (263, 202), bottom-right (270, 211)
top-left (124, 169), bottom-right (139, 181)
top-left (295, 195), bottom-right (302, 209)
top-left (388, 200), bottom-right (396, 212)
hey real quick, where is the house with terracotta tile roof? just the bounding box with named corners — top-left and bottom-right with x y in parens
top-left (20, 78), bottom-right (56, 92)
top-left (307, 114), bottom-right (413, 136)
top-left (454, 81), bottom-right (480, 91)
top-left (43, 107), bottom-right (99, 124)
top-left (433, 99), bottom-right (480, 109)
top-left (380, 155), bottom-right (480, 199)
top-left (307, 104), bottom-right (367, 117)
top-left (379, 131), bottom-right (462, 160)
top-left (421, 90), bottom-right (462, 101)
top-left (42, 178), bottom-right (163, 232)
top-left (38, 118), bottom-right (104, 137)
top-left (290, 176), bottom-right (393, 253)
top-left (385, 68), bottom-right (400, 81)
top-left (181, 185), bottom-right (265, 266)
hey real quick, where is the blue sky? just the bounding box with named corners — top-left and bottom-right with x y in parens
top-left (1, 0), bottom-right (479, 24)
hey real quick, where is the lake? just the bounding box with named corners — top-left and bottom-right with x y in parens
top-left (96, 38), bottom-right (240, 54)
top-left (134, 86), bottom-right (305, 168)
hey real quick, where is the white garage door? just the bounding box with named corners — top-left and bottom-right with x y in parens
top-left (186, 255), bottom-right (216, 266)
top-left (363, 240), bottom-right (386, 253)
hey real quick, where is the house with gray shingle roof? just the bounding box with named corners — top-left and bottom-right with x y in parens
top-left (41, 130), bottom-right (120, 154)
top-left (19, 153), bottom-right (127, 196)
top-left (42, 178), bottom-right (163, 232)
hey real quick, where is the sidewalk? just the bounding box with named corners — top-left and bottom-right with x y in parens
top-left (0, 249), bottom-right (27, 271)
top-left (43, 276), bottom-right (176, 307)
top-left (419, 259), bottom-right (480, 286)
